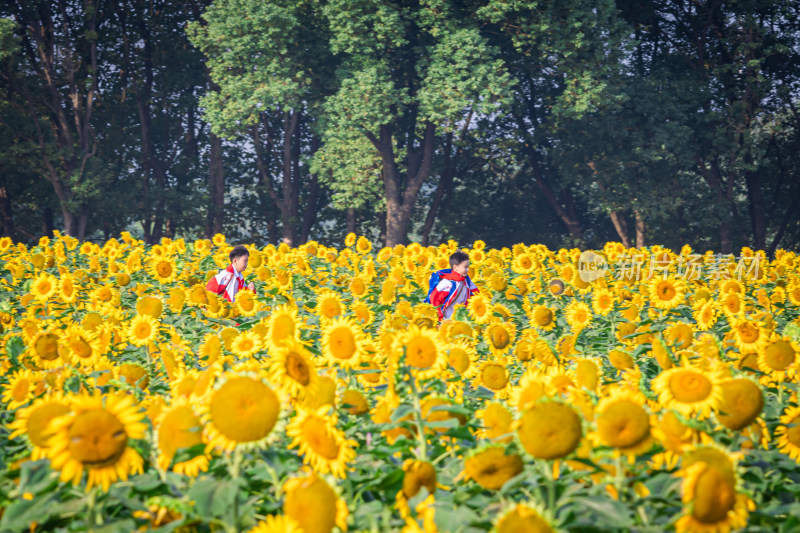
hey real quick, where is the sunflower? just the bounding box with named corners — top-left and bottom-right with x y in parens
top-left (467, 293), bottom-right (492, 323)
top-left (167, 287), bottom-right (186, 313)
top-left (463, 445), bottom-right (524, 490)
top-left (29, 330), bottom-right (64, 369)
top-left (564, 300), bottom-right (592, 333)
top-left (548, 278), bottom-right (565, 296)
top-left (286, 406), bottom-right (356, 479)
top-left (396, 325), bottom-right (448, 379)
top-left (60, 325), bottom-right (101, 367)
top-left (494, 502), bottom-right (556, 533)
top-left (283, 474), bottom-right (349, 533)
top-left (590, 387), bottom-right (653, 457)
top-left (421, 396), bottom-right (466, 434)
top-left (474, 358), bottom-right (514, 399)
top-left (2, 369), bottom-right (41, 410)
top-left (475, 402), bottom-right (514, 443)
top-left (137, 295), bottom-right (163, 319)
top-left (675, 446), bottom-right (749, 533)
top-left (31, 272), bottom-right (58, 302)
top-left (7, 392), bottom-right (70, 460)
top-left (446, 340), bottom-right (480, 380)
top-left (649, 276), bottom-right (686, 310)
top-left (757, 335), bottom-right (798, 383)
top-left (509, 370), bottom-right (549, 411)
top-left (651, 362), bottom-right (724, 418)
top-left (46, 392), bottom-right (147, 491)
top-left (572, 357), bottom-right (601, 392)
top-left (264, 305), bottom-right (301, 352)
top-left (516, 400), bottom-right (582, 460)
top-left (127, 314), bottom-right (159, 347)
top-left (269, 338), bottom-right (319, 399)
top-left (721, 292), bottom-right (743, 318)
top-left (693, 300), bottom-right (718, 331)
top-left (716, 378), bottom-right (763, 431)
top-left (231, 331), bottom-right (262, 359)
top-left (775, 405), bottom-right (800, 462)
top-left (249, 515), bottom-right (303, 533)
top-left (155, 399), bottom-right (209, 477)
top-left (591, 289), bottom-right (615, 316)
top-left (316, 291), bottom-right (344, 322)
top-left (148, 257), bottom-right (178, 284)
top-left (729, 317), bottom-right (767, 353)
top-left (511, 253), bottom-right (537, 275)
top-left (202, 372), bottom-right (281, 452)
top-left (58, 273), bottom-right (78, 304)
top-left (235, 290), bottom-right (260, 317)
top-left (351, 301), bottom-right (375, 327)
top-left (320, 317), bottom-right (364, 370)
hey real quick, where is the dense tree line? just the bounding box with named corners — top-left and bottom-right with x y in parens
top-left (1, 0), bottom-right (799, 252)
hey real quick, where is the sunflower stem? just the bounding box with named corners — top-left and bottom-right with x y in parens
top-left (541, 460), bottom-right (556, 512)
top-left (614, 454), bottom-right (626, 503)
top-left (227, 447), bottom-right (244, 533)
top-left (85, 485), bottom-right (100, 532)
top-left (409, 374), bottom-right (428, 460)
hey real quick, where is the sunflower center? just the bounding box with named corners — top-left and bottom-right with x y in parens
top-left (534, 308), bottom-right (553, 326)
top-left (764, 341), bottom-right (795, 370)
top-left (482, 364), bottom-right (508, 390)
top-left (489, 326), bottom-right (511, 350)
top-left (209, 377), bottom-right (279, 443)
top-left (597, 401), bottom-right (650, 448)
top-left (159, 406), bottom-right (203, 457)
top-left (328, 327), bottom-right (357, 360)
top-left (320, 300), bottom-right (341, 319)
top-left (657, 282), bottom-right (676, 300)
top-left (35, 333), bottom-right (60, 361)
top-left (286, 351), bottom-right (311, 385)
top-left (718, 378), bottom-right (763, 430)
top-left (70, 337), bottom-right (93, 359)
top-left (302, 417), bottom-right (340, 459)
top-left (737, 323), bottom-right (760, 343)
top-left (691, 466), bottom-right (736, 524)
top-left (157, 261), bottom-right (173, 277)
top-left (28, 403), bottom-right (70, 447)
top-left (517, 403), bottom-right (582, 460)
top-left (68, 409), bottom-right (128, 467)
top-left (134, 323), bottom-right (152, 340)
top-left (406, 336), bottom-right (437, 368)
top-left (448, 348), bottom-right (470, 374)
top-left (12, 378), bottom-right (30, 402)
top-left (668, 370), bottom-right (712, 403)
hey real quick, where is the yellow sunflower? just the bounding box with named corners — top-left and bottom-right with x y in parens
top-left (474, 357), bottom-right (514, 399)
top-left (321, 317), bottom-right (364, 370)
top-left (155, 399), bottom-right (209, 477)
top-left (148, 257), bottom-right (178, 284)
top-left (649, 276), bottom-right (686, 310)
top-left (264, 304), bottom-right (301, 352)
top-left (729, 317), bottom-right (767, 353)
top-left (46, 392), bottom-right (147, 491)
top-left (286, 406), bottom-right (356, 479)
top-left (475, 402), bottom-right (514, 443)
top-left (29, 330), bottom-right (64, 369)
top-left (58, 273), bottom-right (78, 304)
top-left (283, 474), bottom-right (349, 533)
top-left (716, 378), bottom-right (764, 431)
top-left (651, 362), bottom-right (724, 418)
top-left (463, 445), bottom-right (524, 490)
top-left (2, 369), bottom-right (41, 410)
top-left (127, 314), bottom-right (159, 347)
top-left (757, 335), bottom-right (798, 383)
top-left (529, 305), bottom-right (556, 331)
top-left (231, 331), bottom-right (262, 359)
top-left (60, 325), bottom-right (101, 367)
top-left (591, 289), bottom-right (615, 316)
top-left (484, 321), bottom-right (516, 356)
top-left (467, 293), bottom-right (492, 323)
top-left (509, 370), bottom-right (549, 411)
top-left (249, 515), bottom-right (303, 533)
top-left (776, 405), bottom-right (800, 462)
top-left (268, 338), bottom-right (319, 399)
top-left (235, 290), bottom-right (260, 317)
top-left (201, 372), bottom-right (281, 452)
top-left (494, 502), bottom-right (556, 533)
top-left (31, 272), bottom-right (58, 301)
top-left (564, 300), bottom-right (592, 333)
top-left (515, 400), bottom-right (582, 460)
top-left (590, 387), bottom-right (654, 457)
top-left (316, 290), bottom-right (344, 321)
top-left (7, 392), bottom-right (70, 460)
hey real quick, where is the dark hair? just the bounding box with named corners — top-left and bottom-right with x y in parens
top-left (449, 251), bottom-right (469, 268)
top-left (230, 245), bottom-right (249, 262)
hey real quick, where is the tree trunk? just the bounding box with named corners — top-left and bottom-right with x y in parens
top-left (609, 211), bottom-right (631, 248)
top-left (346, 207), bottom-right (356, 235)
top-left (532, 165), bottom-right (584, 244)
top-left (206, 132), bottom-right (225, 237)
top-left (43, 207), bottom-right (54, 238)
top-left (744, 170), bottom-right (766, 250)
top-left (0, 185), bottom-right (15, 239)
top-left (634, 209), bottom-right (645, 248)
top-left (421, 132), bottom-right (456, 246)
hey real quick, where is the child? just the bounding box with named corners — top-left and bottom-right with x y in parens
top-left (427, 251), bottom-right (479, 320)
top-left (205, 245), bottom-right (256, 302)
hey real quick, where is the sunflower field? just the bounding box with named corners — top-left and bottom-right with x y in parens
top-left (1, 232), bottom-right (800, 533)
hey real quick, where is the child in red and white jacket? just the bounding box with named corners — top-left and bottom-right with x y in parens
top-left (427, 251), bottom-right (479, 320)
top-left (205, 245), bottom-right (255, 303)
